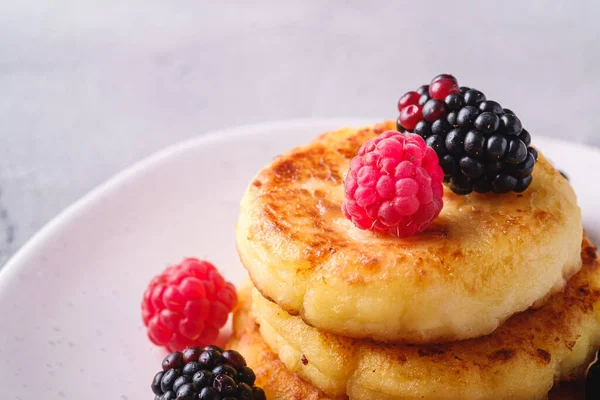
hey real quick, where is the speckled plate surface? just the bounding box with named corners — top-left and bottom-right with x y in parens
top-left (0, 119), bottom-right (598, 400)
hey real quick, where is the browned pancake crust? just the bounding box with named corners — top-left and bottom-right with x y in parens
top-left (228, 287), bottom-right (339, 400)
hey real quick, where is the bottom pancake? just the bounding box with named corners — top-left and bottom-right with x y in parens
top-left (228, 290), bottom-right (588, 400)
top-left (236, 237), bottom-right (600, 400)
top-left (228, 285), bottom-right (336, 400)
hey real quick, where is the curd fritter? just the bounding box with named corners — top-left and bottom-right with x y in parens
top-left (238, 238), bottom-right (600, 399)
top-left (229, 285), bottom-right (334, 400)
top-left (237, 121), bottom-right (582, 343)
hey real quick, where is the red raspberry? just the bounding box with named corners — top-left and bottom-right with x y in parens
top-left (342, 131), bottom-right (444, 237)
top-left (141, 258), bottom-right (237, 352)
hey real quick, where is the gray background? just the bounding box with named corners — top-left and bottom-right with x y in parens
top-left (0, 1), bottom-right (599, 266)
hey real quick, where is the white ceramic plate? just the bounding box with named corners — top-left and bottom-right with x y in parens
top-left (0, 119), bottom-right (599, 400)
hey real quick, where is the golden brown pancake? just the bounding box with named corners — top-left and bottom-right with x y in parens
top-left (246, 237), bottom-right (600, 399)
top-left (228, 285), bottom-right (336, 400)
top-left (237, 121), bottom-right (582, 343)
top-left (229, 298), bottom-right (588, 400)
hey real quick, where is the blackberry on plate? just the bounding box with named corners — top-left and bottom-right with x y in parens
top-left (396, 73), bottom-right (538, 194)
top-left (151, 347), bottom-right (265, 400)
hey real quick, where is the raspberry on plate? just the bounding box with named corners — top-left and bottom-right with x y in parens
top-left (142, 258), bottom-right (237, 352)
top-left (342, 130), bottom-right (444, 237)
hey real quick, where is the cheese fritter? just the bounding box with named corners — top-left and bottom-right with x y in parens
top-left (248, 237), bottom-right (600, 400)
top-left (228, 284), bottom-right (335, 400)
top-left (227, 238), bottom-right (599, 399)
top-left (237, 121), bottom-right (582, 343)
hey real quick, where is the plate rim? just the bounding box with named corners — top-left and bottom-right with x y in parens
top-left (0, 118), bottom-right (369, 283)
top-left (1, 117), bottom-right (598, 288)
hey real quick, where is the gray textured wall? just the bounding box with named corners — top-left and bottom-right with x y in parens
top-left (0, 1), bottom-right (598, 265)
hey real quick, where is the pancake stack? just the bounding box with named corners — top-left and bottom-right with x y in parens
top-left (230, 121), bottom-right (600, 399)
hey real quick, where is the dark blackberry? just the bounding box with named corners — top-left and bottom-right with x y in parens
top-left (214, 374), bottom-right (237, 395)
top-left (459, 156), bottom-right (484, 178)
top-left (199, 387), bottom-right (219, 400)
top-left (150, 346), bottom-right (264, 400)
top-left (417, 84), bottom-right (429, 95)
top-left (479, 100), bottom-right (503, 114)
top-left (446, 111), bottom-right (458, 127)
top-left (204, 345), bottom-right (224, 352)
top-left (152, 371), bottom-right (164, 395)
top-left (500, 114), bottom-right (522, 135)
top-left (253, 387), bottom-right (267, 400)
top-left (172, 375), bottom-right (192, 393)
top-left (492, 174), bottom-right (517, 193)
top-left (431, 119), bottom-right (450, 136)
top-left (162, 351), bottom-right (184, 371)
top-left (182, 347), bottom-right (203, 364)
top-left (509, 153), bottom-right (536, 178)
top-left (182, 361), bottom-right (202, 377)
top-left (528, 147), bottom-right (538, 161)
top-left (439, 154), bottom-right (458, 177)
top-left (213, 364), bottom-right (238, 379)
top-left (161, 391), bottom-right (176, 400)
top-left (422, 99), bottom-right (446, 122)
top-left (238, 366), bottom-right (257, 386)
top-left (485, 160), bottom-right (503, 174)
top-left (456, 106), bottom-right (479, 128)
top-left (396, 117), bottom-right (406, 133)
top-left (177, 382), bottom-right (198, 400)
top-left (486, 134), bottom-right (508, 159)
top-left (418, 93), bottom-right (430, 106)
top-left (444, 93), bottom-right (464, 110)
top-left (193, 370), bottom-right (214, 387)
top-left (414, 120), bottom-right (431, 138)
top-left (474, 112), bottom-right (500, 134)
top-left (449, 175), bottom-right (473, 195)
top-left (464, 130), bottom-right (485, 157)
top-left (426, 135), bottom-right (447, 157)
top-left (238, 383), bottom-right (254, 400)
top-left (473, 176), bottom-right (493, 193)
top-left (199, 349), bottom-right (223, 369)
top-left (222, 350), bottom-right (247, 369)
top-left (518, 129), bottom-right (531, 146)
top-left (160, 368), bottom-right (180, 393)
top-left (464, 89), bottom-right (486, 105)
top-left (505, 138), bottom-right (528, 164)
top-left (445, 129), bottom-right (466, 156)
top-left (514, 175), bottom-right (533, 193)
top-left (395, 73), bottom-right (538, 194)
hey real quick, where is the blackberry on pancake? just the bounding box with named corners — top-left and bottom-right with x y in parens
top-left (397, 74), bottom-right (536, 194)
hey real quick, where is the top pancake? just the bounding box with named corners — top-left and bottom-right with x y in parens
top-left (236, 121), bottom-right (582, 343)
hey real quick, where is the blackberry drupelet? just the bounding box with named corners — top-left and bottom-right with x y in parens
top-left (396, 74), bottom-right (538, 194)
top-left (151, 347), bottom-right (265, 399)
